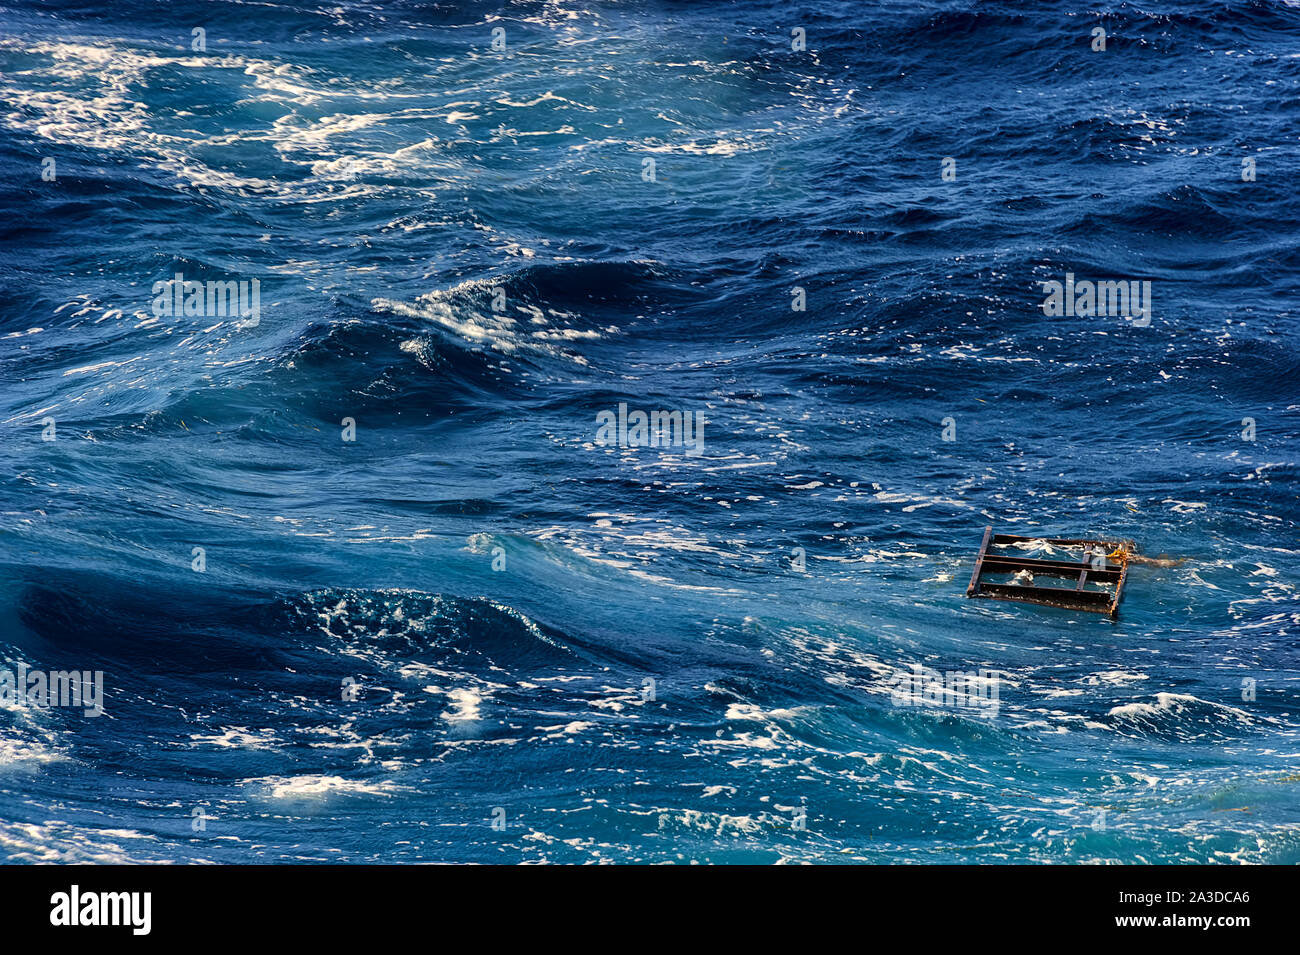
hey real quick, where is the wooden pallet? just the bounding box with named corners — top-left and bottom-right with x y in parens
top-left (965, 526), bottom-right (1130, 617)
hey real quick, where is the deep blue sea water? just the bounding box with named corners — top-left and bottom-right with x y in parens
top-left (0, 0), bottom-right (1298, 863)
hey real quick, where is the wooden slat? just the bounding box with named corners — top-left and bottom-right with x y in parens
top-left (977, 583), bottom-right (1113, 612)
top-left (1109, 560), bottom-right (1129, 618)
top-left (992, 533), bottom-right (1120, 548)
top-left (967, 525), bottom-right (993, 597)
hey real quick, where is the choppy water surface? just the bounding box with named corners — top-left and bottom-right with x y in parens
top-left (0, 0), bottom-right (1298, 862)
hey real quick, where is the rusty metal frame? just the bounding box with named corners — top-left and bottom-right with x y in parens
top-left (965, 526), bottom-right (1130, 617)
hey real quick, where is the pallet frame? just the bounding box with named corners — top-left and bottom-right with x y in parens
top-left (965, 526), bottom-right (1129, 617)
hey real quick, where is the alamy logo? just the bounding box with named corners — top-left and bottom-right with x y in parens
top-left (595, 403), bottom-right (705, 456)
top-left (0, 664), bottom-right (103, 717)
top-left (1039, 272), bottom-right (1151, 325)
top-left (151, 273), bottom-right (261, 325)
top-left (50, 885), bottom-right (151, 935)
top-left (887, 664), bottom-right (1002, 714)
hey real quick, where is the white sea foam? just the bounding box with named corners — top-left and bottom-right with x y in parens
top-left (441, 687), bottom-right (483, 723)
top-left (250, 774), bottom-right (399, 799)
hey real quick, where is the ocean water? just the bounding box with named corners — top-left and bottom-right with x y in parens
top-left (1, 0), bottom-right (1298, 864)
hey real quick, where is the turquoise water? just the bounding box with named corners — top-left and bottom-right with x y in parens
top-left (0, 0), bottom-right (1298, 863)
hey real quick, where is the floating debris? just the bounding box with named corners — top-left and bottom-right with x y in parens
top-left (965, 526), bottom-right (1131, 617)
